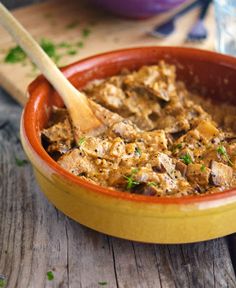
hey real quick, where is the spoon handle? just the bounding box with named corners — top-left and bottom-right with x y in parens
top-left (0, 3), bottom-right (99, 133)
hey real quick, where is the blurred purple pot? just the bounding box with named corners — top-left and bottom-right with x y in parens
top-left (90, 0), bottom-right (187, 18)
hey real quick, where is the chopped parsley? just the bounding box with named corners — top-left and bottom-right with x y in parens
top-left (217, 145), bottom-right (233, 166)
top-left (4, 46), bottom-right (26, 63)
top-left (124, 168), bottom-right (139, 190)
top-left (40, 38), bottom-right (56, 58)
top-left (78, 137), bottom-right (86, 146)
top-left (77, 41), bottom-right (84, 48)
top-left (82, 28), bottom-right (91, 38)
top-left (98, 282), bottom-right (107, 286)
top-left (147, 182), bottom-right (157, 187)
top-left (200, 164), bottom-right (206, 172)
top-left (66, 21), bottom-right (79, 29)
top-left (172, 143), bottom-right (183, 153)
top-left (47, 271), bottom-right (54, 281)
top-left (15, 157), bottom-right (28, 167)
top-left (135, 147), bottom-right (142, 156)
top-left (0, 278), bottom-right (6, 288)
top-left (180, 153), bottom-right (193, 165)
top-left (67, 49), bottom-right (77, 55)
top-left (58, 42), bottom-right (72, 48)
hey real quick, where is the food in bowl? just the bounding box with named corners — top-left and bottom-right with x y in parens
top-left (41, 61), bottom-right (236, 197)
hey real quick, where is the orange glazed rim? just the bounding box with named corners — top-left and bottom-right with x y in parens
top-left (23, 46), bottom-right (236, 205)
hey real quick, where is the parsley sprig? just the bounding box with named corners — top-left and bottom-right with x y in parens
top-left (147, 182), bottom-right (158, 187)
top-left (47, 271), bottom-right (54, 281)
top-left (77, 137), bottom-right (86, 147)
top-left (98, 282), bottom-right (108, 286)
top-left (15, 156), bottom-right (28, 167)
top-left (217, 145), bottom-right (233, 166)
top-left (4, 46), bottom-right (26, 63)
top-left (0, 278), bottom-right (6, 288)
top-left (179, 153), bottom-right (193, 165)
top-left (200, 164), bottom-right (206, 172)
top-left (124, 168), bottom-right (140, 190)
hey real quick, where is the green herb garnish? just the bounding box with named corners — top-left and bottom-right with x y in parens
top-left (4, 46), bottom-right (26, 63)
top-left (67, 49), bottom-right (77, 55)
top-left (66, 21), bottom-right (79, 29)
top-left (135, 147), bottom-right (142, 156)
top-left (217, 145), bottom-right (233, 166)
top-left (180, 153), bottom-right (193, 165)
top-left (0, 278), bottom-right (6, 288)
top-left (200, 164), bottom-right (206, 172)
top-left (58, 42), bottom-right (72, 48)
top-left (15, 157), bottom-right (28, 167)
top-left (124, 168), bottom-right (139, 190)
top-left (131, 168), bottom-right (138, 174)
top-left (172, 143), bottom-right (183, 153)
top-left (98, 282), bottom-right (107, 286)
top-left (40, 39), bottom-right (56, 58)
top-left (78, 137), bottom-right (86, 146)
top-left (147, 182), bottom-right (157, 187)
top-left (77, 41), bottom-right (84, 48)
top-left (47, 271), bottom-right (54, 281)
top-left (82, 28), bottom-right (91, 38)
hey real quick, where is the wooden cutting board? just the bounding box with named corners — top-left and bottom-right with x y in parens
top-left (0, 0), bottom-right (215, 105)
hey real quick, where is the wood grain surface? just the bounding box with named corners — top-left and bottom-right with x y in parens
top-left (1, 89), bottom-right (236, 288)
top-left (0, 0), bottom-right (215, 105)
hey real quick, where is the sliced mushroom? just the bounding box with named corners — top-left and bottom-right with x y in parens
top-left (176, 161), bottom-right (187, 177)
top-left (210, 161), bottom-right (233, 187)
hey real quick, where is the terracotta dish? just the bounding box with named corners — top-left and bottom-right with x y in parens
top-left (21, 47), bottom-right (236, 244)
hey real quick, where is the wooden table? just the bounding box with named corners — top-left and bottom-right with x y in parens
top-left (1, 1), bottom-right (236, 288)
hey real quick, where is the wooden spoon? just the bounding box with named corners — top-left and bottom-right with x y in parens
top-left (0, 3), bottom-right (102, 139)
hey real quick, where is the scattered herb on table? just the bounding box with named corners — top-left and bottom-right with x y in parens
top-left (15, 157), bottom-right (28, 167)
top-left (47, 271), bottom-right (54, 281)
top-left (98, 282), bottom-right (107, 286)
top-left (40, 38), bottom-right (56, 58)
top-left (66, 21), bottom-right (79, 29)
top-left (82, 28), bottom-right (91, 38)
top-left (58, 42), bottom-right (72, 48)
top-left (77, 41), bottom-right (84, 48)
top-left (4, 46), bottom-right (26, 63)
top-left (0, 278), bottom-right (6, 288)
top-left (180, 153), bottom-right (193, 165)
top-left (67, 49), bottom-right (77, 55)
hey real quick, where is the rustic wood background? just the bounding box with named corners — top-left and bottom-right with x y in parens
top-left (1, 1), bottom-right (236, 288)
top-left (0, 0), bottom-right (215, 105)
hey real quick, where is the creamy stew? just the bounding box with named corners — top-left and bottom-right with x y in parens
top-left (42, 62), bottom-right (236, 197)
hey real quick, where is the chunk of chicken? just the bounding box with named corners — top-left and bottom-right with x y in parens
top-left (210, 161), bottom-right (233, 187)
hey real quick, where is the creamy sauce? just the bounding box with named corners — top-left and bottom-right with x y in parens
top-left (42, 62), bottom-right (236, 197)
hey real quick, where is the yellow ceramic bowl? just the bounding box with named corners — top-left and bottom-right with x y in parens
top-left (21, 47), bottom-right (236, 243)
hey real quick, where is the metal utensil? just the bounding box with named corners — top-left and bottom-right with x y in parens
top-left (186, 0), bottom-right (212, 42)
